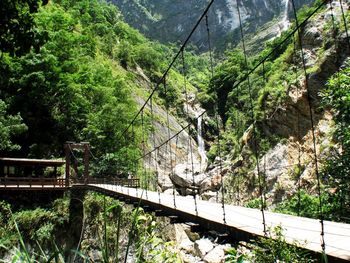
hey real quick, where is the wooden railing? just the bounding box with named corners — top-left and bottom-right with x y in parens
top-left (71, 177), bottom-right (140, 188)
top-left (0, 177), bottom-right (140, 189)
top-left (0, 177), bottom-right (66, 188)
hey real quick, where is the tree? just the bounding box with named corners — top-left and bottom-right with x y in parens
top-left (0, 0), bottom-right (48, 56)
top-left (0, 100), bottom-right (27, 151)
top-left (320, 63), bottom-right (350, 221)
top-left (208, 49), bottom-right (247, 124)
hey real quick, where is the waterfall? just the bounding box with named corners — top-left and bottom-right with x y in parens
top-left (281, 0), bottom-right (290, 31)
top-left (197, 115), bottom-right (207, 170)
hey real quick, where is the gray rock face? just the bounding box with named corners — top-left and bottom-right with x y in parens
top-left (111, 0), bottom-right (313, 52)
top-left (258, 143), bottom-right (289, 181)
top-left (261, 4), bottom-right (349, 140)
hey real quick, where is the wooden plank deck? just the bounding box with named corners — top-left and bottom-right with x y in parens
top-left (82, 184), bottom-right (350, 262)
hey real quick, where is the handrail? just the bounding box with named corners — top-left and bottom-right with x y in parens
top-left (71, 177), bottom-right (140, 188)
top-left (0, 177), bottom-right (140, 188)
top-left (0, 177), bottom-right (66, 188)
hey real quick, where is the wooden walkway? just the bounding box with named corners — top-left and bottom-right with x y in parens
top-left (77, 183), bottom-right (350, 262)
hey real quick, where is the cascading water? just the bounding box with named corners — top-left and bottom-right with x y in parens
top-left (281, 0), bottom-right (290, 31)
top-left (197, 115), bottom-right (208, 171)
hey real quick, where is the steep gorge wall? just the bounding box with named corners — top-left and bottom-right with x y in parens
top-left (111, 0), bottom-right (313, 52)
top-left (229, 3), bottom-right (350, 205)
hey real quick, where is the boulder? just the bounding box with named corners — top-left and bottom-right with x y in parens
top-left (170, 163), bottom-right (208, 195)
top-left (194, 238), bottom-right (214, 259)
top-left (180, 238), bottom-right (195, 253)
top-left (199, 172), bottom-right (222, 193)
top-left (203, 245), bottom-right (226, 263)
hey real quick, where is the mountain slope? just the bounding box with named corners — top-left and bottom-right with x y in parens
top-left (111, 0), bottom-right (314, 52)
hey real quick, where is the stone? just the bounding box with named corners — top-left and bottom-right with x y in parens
top-left (194, 238), bottom-right (214, 259)
top-left (180, 238), bottom-right (195, 253)
top-left (181, 251), bottom-right (203, 263)
top-left (199, 172), bottom-right (222, 193)
top-left (302, 25), bottom-right (323, 47)
top-left (174, 224), bottom-right (191, 243)
top-left (88, 250), bottom-right (103, 262)
top-left (185, 228), bottom-right (201, 242)
top-left (203, 245), bottom-right (226, 263)
top-left (200, 191), bottom-right (218, 201)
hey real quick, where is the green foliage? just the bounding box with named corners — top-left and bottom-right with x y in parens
top-left (0, 198), bottom-right (70, 261)
top-left (204, 49), bottom-right (247, 122)
top-left (82, 192), bottom-right (179, 262)
top-left (274, 190), bottom-right (320, 218)
top-left (204, 0), bottom-right (330, 164)
top-left (0, 0), bottom-right (146, 160)
top-left (319, 62), bottom-right (350, 222)
top-left (245, 198), bottom-right (261, 209)
top-left (0, 0), bottom-right (208, 179)
top-left (251, 225), bottom-right (316, 263)
top-left (0, 100), bottom-right (27, 151)
top-left (274, 190), bottom-right (347, 222)
top-left (12, 199), bottom-right (69, 245)
top-left (0, 0), bottom-right (48, 56)
top-left (225, 247), bottom-right (245, 263)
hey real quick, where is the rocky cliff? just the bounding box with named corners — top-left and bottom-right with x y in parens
top-left (110, 0), bottom-right (313, 52)
top-left (226, 2), bottom-right (349, 206)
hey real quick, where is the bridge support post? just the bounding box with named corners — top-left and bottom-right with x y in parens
top-left (64, 143), bottom-right (71, 187)
top-left (83, 142), bottom-right (90, 184)
top-left (64, 142), bottom-right (90, 185)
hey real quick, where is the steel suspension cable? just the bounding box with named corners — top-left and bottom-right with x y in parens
top-left (132, 124), bottom-right (139, 196)
top-left (206, 13), bottom-right (226, 223)
top-left (174, 135), bottom-right (180, 208)
top-left (132, 0), bottom-right (328, 166)
top-left (150, 96), bottom-right (161, 203)
top-left (339, 0), bottom-right (350, 52)
top-left (291, 0), bottom-right (326, 252)
top-left (237, 0), bottom-right (267, 235)
top-left (156, 147), bottom-right (161, 203)
top-left (292, 34), bottom-right (303, 216)
top-left (261, 61), bottom-right (268, 212)
top-left (229, 0), bottom-right (328, 97)
top-left (164, 76), bottom-right (177, 208)
top-left (141, 111), bottom-right (148, 199)
top-left (117, 0), bottom-right (216, 142)
top-left (331, 0), bottom-right (347, 217)
top-left (181, 50), bottom-right (198, 216)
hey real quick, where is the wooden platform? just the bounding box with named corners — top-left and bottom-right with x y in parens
top-left (78, 184), bottom-right (350, 262)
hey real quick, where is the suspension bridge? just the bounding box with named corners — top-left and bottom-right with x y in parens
top-left (1, 0), bottom-right (350, 262)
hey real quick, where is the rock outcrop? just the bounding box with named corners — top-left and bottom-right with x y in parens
top-left (167, 223), bottom-right (231, 263)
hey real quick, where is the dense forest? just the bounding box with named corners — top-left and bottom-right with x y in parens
top-left (0, 0), bottom-right (350, 262)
